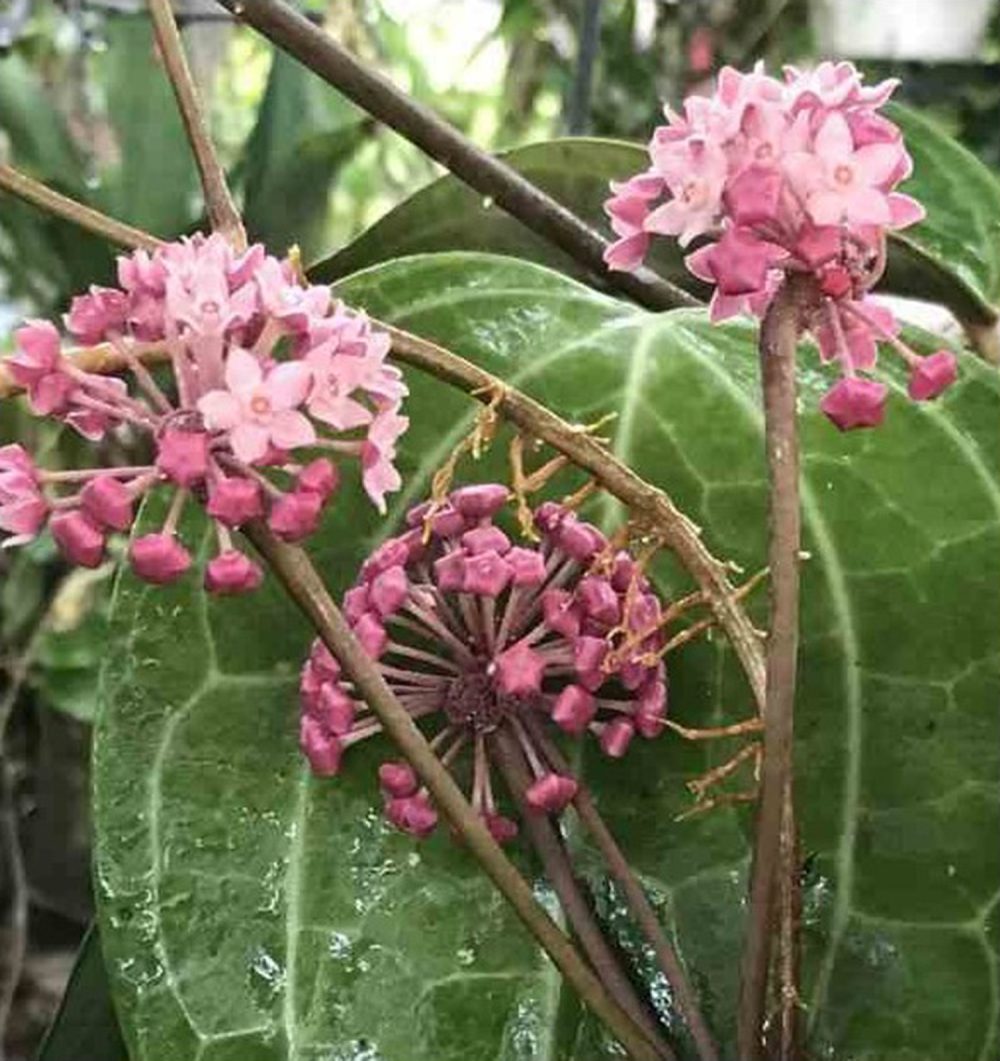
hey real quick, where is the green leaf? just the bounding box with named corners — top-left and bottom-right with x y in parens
top-left (36, 925), bottom-right (129, 1061)
top-left (94, 254), bottom-right (1000, 1060)
top-left (240, 51), bottom-right (371, 260)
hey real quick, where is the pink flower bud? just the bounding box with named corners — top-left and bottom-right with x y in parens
top-left (556, 517), bottom-right (605, 561)
top-left (577, 576), bottom-right (621, 626)
top-left (635, 678), bottom-right (668, 738)
top-left (461, 525), bottom-right (511, 555)
top-left (552, 685), bottom-right (597, 735)
top-left (385, 793), bottom-right (438, 838)
top-left (354, 613), bottom-right (388, 659)
top-left (506, 547), bottom-right (546, 587)
top-left (610, 552), bottom-right (637, 592)
top-left (268, 490), bottom-right (323, 542)
top-left (50, 511), bottom-right (106, 568)
top-left (81, 476), bottom-right (134, 531)
top-left (206, 478), bottom-right (263, 527)
top-left (450, 484), bottom-right (509, 519)
top-left (494, 642), bottom-right (545, 697)
top-left (542, 588), bottom-right (581, 638)
top-left (484, 812), bottom-right (518, 844)
top-left (524, 773), bottom-right (578, 814)
top-left (820, 377), bottom-right (888, 431)
top-left (908, 351), bottom-right (957, 402)
top-left (309, 640), bottom-right (340, 681)
top-left (343, 585), bottom-right (370, 624)
top-left (370, 565), bottom-right (409, 618)
top-left (378, 761), bottom-right (418, 798)
top-left (600, 718), bottom-right (636, 758)
top-left (204, 550), bottom-right (263, 595)
top-left (462, 550), bottom-right (512, 596)
top-left (10, 320), bottom-right (61, 386)
top-left (297, 458), bottom-right (339, 501)
top-left (300, 715), bottom-right (342, 776)
top-left (316, 683), bottom-right (356, 734)
top-left (130, 533), bottom-right (192, 584)
top-left (156, 428), bottom-right (210, 487)
top-left (433, 550), bottom-right (467, 592)
top-left (533, 501), bottom-right (566, 534)
top-left (574, 636), bottom-right (608, 691)
top-left (65, 287), bottom-right (128, 343)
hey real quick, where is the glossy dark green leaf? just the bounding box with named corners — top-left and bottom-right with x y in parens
top-left (36, 924), bottom-right (129, 1061)
top-left (310, 113), bottom-right (1000, 327)
top-left (240, 51), bottom-right (371, 260)
top-left (94, 254), bottom-right (1000, 1061)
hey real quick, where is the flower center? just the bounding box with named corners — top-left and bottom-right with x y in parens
top-left (681, 179), bottom-right (707, 206)
top-left (249, 394), bottom-right (271, 417)
top-left (443, 672), bottom-right (517, 733)
top-left (754, 142), bottom-right (773, 161)
top-left (834, 163), bottom-right (854, 186)
top-left (200, 300), bottom-right (220, 317)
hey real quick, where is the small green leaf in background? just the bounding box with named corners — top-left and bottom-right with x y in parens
top-left (94, 254), bottom-right (1000, 1061)
top-left (35, 925), bottom-right (128, 1061)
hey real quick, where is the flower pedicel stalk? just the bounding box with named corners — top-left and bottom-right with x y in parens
top-left (604, 60), bottom-right (958, 427)
top-left (0, 234), bottom-right (408, 585)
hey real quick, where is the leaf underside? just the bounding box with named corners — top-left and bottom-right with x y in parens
top-left (94, 254), bottom-right (1000, 1061)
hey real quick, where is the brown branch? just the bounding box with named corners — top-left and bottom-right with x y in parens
top-left (737, 277), bottom-right (805, 1061)
top-left (0, 164), bottom-right (162, 252)
top-left (490, 726), bottom-right (673, 1061)
top-left (212, 0), bottom-right (695, 314)
top-left (147, 0), bottom-right (246, 248)
top-left (524, 717), bottom-right (720, 1061)
top-left (244, 522), bottom-right (664, 1061)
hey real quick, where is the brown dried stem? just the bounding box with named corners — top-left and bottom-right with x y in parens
top-left (737, 277), bottom-right (806, 1061)
top-left (147, 0), bottom-right (247, 248)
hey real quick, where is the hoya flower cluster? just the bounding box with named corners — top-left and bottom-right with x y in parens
top-left (604, 61), bottom-right (957, 430)
top-left (1, 234), bottom-right (407, 592)
top-left (299, 485), bottom-right (669, 840)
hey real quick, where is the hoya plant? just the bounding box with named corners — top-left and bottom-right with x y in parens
top-left (1, 3), bottom-right (998, 1061)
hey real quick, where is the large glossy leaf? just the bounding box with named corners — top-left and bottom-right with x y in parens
top-left (94, 254), bottom-right (1000, 1061)
top-left (36, 925), bottom-right (129, 1061)
top-left (310, 106), bottom-right (1000, 325)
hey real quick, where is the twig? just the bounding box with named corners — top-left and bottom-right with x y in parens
top-left (244, 521), bottom-right (664, 1061)
top-left (147, 0), bottom-right (247, 248)
top-left (524, 717), bottom-right (720, 1061)
top-left (737, 276), bottom-right (805, 1061)
top-left (776, 793), bottom-right (800, 1059)
top-left (0, 164), bottom-right (161, 252)
top-left (490, 726), bottom-right (673, 1061)
top-left (211, 0), bottom-right (696, 313)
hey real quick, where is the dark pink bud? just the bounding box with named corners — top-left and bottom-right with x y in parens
top-left (156, 428), bottom-right (210, 487)
top-left (556, 518), bottom-right (605, 561)
top-left (386, 793), bottom-right (438, 838)
top-left (316, 683), bottom-right (356, 734)
top-left (600, 718), bottom-right (636, 758)
top-left (354, 613), bottom-right (388, 658)
top-left (80, 475), bottom-right (133, 531)
top-left (299, 663), bottom-right (323, 714)
top-left (484, 812), bottom-right (518, 844)
top-left (300, 715), bottom-right (342, 776)
top-left (405, 501), bottom-right (466, 537)
top-left (268, 490), bottom-right (323, 541)
top-left (542, 588), bottom-right (581, 638)
top-left (130, 533), bottom-right (192, 584)
top-left (433, 549), bottom-right (467, 592)
top-left (577, 576), bottom-right (621, 626)
top-left (533, 501), bottom-right (566, 534)
top-left (524, 773), bottom-right (578, 814)
top-left (552, 685), bottom-right (597, 735)
top-left (462, 550), bottom-right (512, 596)
top-left (574, 635), bottom-right (608, 691)
top-left (494, 641), bottom-right (545, 696)
top-left (610, 552), bottom-right (637, 592)
top-left (309, 640), bottom-right (340, 681)
top-left (820, 377), bottom-right (888, 431)
top-left (297, 458), bottom-right (339, 501)
top-left (362, 537), bottom-right (412, 579)
top-left (370, 565), bottom-right (409, 618)
top-left (450, 484), bottom-right (508, 519)
top-left (206, 477), bottom-right (263, 527)
top-left (908, 351), bottom-right (957, 402)
top-left (635, 678), bottom-right (668, 738)
top-left (506, 546), bottom-right (546, 586)
top-left (204, 550), bottom-right (263, 595)
top-left (461, 525), bottom-right (511, 555)
top-left (378, 760), bottom-right (418, 798)
top-left (50, 510), bottom-right (106, 568)
top-left (343, 585), bottom-right (371, 624)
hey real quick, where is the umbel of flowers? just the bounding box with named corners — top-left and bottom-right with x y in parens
top-left (604, 61), bottom-right (957, 430)
top-left (299, 485), bottom-right (669, 840)
top-left (0, 234), bottom-right (407, 592)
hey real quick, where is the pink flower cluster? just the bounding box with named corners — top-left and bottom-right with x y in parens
top-left (299, 485), bottom-right (669, 841)
top-left (604, 61), bottom-right (958, 430)
top-left (1, 234), bottom-right (408, 592)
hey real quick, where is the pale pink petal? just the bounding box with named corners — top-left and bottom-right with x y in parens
top-left (807, 190), bottom-right (847, 226)
top-left (888, 193), bottom-right (925, 229)
top-left (854, 143), bottom-right (903, 187)
top-left (814, 112), bottom-right (852, 161)
top-left (225, 347), bottom-right (263, 398)
top-left (266, 361), bottom-right (312, 410)
top-left (269, 410), bottom-right (316, 451)
top-left (198, 390), bottom-right (243, 431)
top-left (230, 422), bottom-right (271, 464)
top-left (846, 188), bottom-right (892, 227)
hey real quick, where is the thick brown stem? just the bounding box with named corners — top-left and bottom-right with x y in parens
top-left (524, 717), bottom-right (720, 1061)
top-left (148, 0), bottom-right (246, 248)
top-left (489, 726), bottom-right (673, 1061)
top-left (244, 522), bottom-right (664, 1061)
top-left (776, 789), bottom-right (800, 1059)
top-left (212, 0), bottom-right (695, 313)
top-left (737, 277), bottom-right (805, 1061)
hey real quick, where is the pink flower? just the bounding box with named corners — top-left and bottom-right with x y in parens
top-left (686, 227), bottom-right (784, 297)
top-left (361, 404), bottom-right (408, 513)
top-left (198, 349), bottom-right (315, 464)
top-left (204, 550), bottom-right (263, 595)
top-left (646, 137), bottom-right (728, 246)
top-left (50, 511), bottom-right (106, 568)
top-left (298, 489), bottom-right (671, 840)
top-left (65, 287), bottom-right (129, 344)
top-left (0, 445), bottom-right (47, 545)
top-left (602, 172), bottom-right (664, 272)
top-left (820, 377), bottom-right (888, 431)
top-left (130, 533), bottom-right (192, 585)
top-left (9, 321), bottom-right (74, 415)
top-left (908, 351), bottom-right (958, 401)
